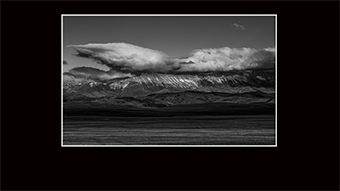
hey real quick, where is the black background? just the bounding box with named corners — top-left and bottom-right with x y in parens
top-left (1, 0), bottom-right (339, 190)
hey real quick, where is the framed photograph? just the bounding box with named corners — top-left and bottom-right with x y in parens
top-left (62, 14), bottom-right (277, 147)
top-left (2, 1), bottom-right (338, 190)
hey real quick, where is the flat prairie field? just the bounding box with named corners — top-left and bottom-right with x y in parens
top-left (62, 115), bottom-right (275, 145)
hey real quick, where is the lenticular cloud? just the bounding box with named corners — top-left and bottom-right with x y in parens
top-left (68, 43), bottom-right (173, 73)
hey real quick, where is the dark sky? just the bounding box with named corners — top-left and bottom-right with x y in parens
top-left (63, 15), bottom-right (275, 72)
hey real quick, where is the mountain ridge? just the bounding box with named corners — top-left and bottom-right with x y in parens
top-left (63, 69), bottom-right (275, 109)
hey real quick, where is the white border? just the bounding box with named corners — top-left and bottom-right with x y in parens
top-left (61, 16), bottom-right (64, 147)
top-left (61, 14), bottom-right (277, 147)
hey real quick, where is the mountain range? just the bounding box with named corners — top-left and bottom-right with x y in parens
top-left (63, 69), bottom-right (275, 116)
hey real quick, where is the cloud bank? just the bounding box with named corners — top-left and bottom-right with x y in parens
top-left (179, 47), bottom-right (275, 72)
top-left (68, 43), bottom-right (176, 73)
top-left (68, 42), bottom-right (275, 75)
top-left (66, 66), bottom-right (134, 80)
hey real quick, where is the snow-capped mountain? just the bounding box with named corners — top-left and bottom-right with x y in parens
top-left (63, 69), bottom-right (275, 102)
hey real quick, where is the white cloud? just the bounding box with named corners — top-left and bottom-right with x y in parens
top-left (68, 43), bottom-right (275, 74)
top-left (68, 43), bottom-right (173, 73)
top-left (177, 47), bottom-right (275, 72)
top-left (231, 23), bottom-right (246, 30)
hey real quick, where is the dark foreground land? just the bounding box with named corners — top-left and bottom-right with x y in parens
top-left (63, 115), bottom-right (275, 145)
top-left (63, 102), bottom-right (275, 145)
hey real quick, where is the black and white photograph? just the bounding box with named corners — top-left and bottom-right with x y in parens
top-left (62, 14), bottom-right (277, 146)
top-left (2, 0), bottom-right (340, 190)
